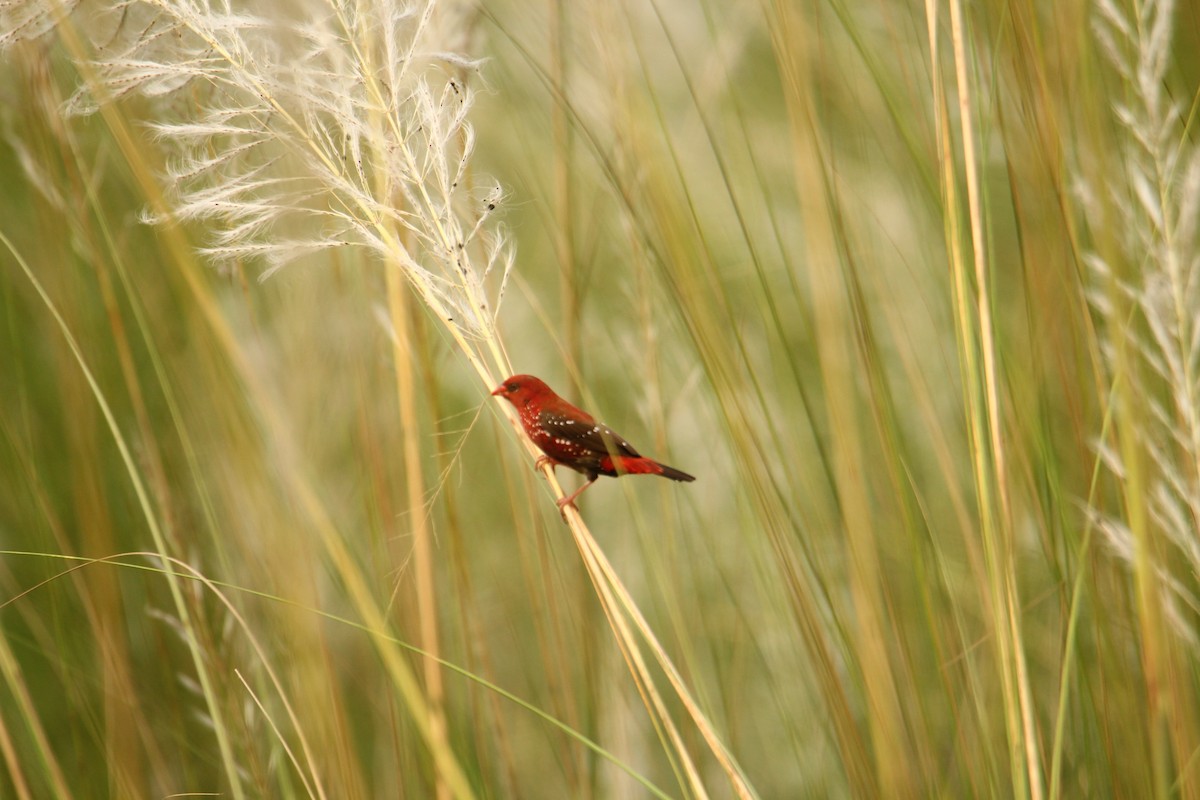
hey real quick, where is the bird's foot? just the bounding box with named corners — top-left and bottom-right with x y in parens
top-left (554, 477), bottom-right (595, 521)
top-left (555, 495), bottom-right (579, 520)
top-left (534, 455), bottom-right (557, 473)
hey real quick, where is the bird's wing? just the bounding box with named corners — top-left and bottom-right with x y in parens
top-left (537, 409), bottom-right (642, 457)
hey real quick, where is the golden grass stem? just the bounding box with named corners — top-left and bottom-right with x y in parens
top-left (945, 1), bottom-right (1043, 796)
top-left (766, 0), bottom-right (914, 792)
top-left (387, 267), bottom-right (450, 800)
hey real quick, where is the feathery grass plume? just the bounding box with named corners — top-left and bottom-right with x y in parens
top-left (37, 0), bottom-right (514, 353)
top-left (0, 0), bottom-right (79, 49)
top-left (1083, 0), bottom-right (1200, 641)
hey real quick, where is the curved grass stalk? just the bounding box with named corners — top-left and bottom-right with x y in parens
top-left (0, 231), bottom-right (249, 800)
top-left (0, 549), bottom-right (676, 800)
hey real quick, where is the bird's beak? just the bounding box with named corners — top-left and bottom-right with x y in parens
top-left (490, 384), bottom-right (505, 396)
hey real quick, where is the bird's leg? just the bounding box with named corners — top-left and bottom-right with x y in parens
top-left (556, 476), bottom-right (598, 514)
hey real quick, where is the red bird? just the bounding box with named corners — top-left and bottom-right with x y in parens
top-left (492, 374), bottom-right (695, 510)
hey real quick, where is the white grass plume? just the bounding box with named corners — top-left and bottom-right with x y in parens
top-left (0, 0), bottom-right (79, 49)
top-left (4, 0), bottom-right (513, 343)
top-left (1084, 0), bottom-right (1200, 642)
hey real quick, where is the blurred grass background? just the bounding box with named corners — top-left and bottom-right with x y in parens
top-left (2, 0), bottom-right (1200, 797)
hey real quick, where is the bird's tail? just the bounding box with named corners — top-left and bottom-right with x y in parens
top-left (617, 457), bottom-right (696, 482)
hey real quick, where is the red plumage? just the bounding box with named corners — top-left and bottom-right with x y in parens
top-left (492, 374), bottom-right (695, 510)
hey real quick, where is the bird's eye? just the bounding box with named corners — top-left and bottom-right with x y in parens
top-left (507, 383), bottom-right (518, 392)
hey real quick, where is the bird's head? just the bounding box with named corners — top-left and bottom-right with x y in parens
top-left (491, 374), bottom-right (553, 407)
